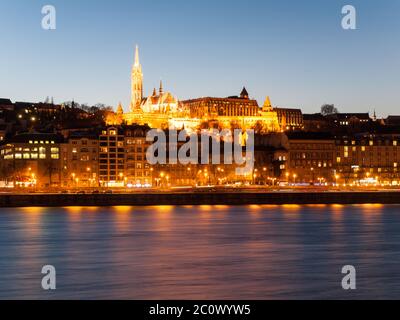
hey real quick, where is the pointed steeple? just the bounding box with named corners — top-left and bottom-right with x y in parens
top-left (262, 96), bottom-right (273, 112)
top-left (159, 80), bottom-right (163, 95)
top-left (263, 96), bottom-right (272, 108)
top-left (134, 45), bottom-right (140, 67)
top-left (240, 87), bottom-right (249, 99)
top-left (116, 102), bottom-right (124, 114)
top-left (152, 88), bottom-right (157, 96)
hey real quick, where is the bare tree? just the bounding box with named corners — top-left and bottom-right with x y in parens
top-left (321, 104), bottom-right (338, 116)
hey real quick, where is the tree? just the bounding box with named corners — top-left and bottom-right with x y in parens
top-left (44, 159), bottom-right (59, 187)
top-left (321, 104), bottom-right (338, 116)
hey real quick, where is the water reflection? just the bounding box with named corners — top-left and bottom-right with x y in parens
top-left (0, 204), bottom-right (400, 299)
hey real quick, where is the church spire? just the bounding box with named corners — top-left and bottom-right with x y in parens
top-left (134, 45), bottom-right (140, 67)
top-left (131, 44), bottom-right (143, 111)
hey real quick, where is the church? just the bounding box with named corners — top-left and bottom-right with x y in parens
top-left (121, 46), bottom-right (190, 129)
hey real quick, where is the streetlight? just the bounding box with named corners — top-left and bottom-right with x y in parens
top-left (335, 174), bottom-right (339, 186)
top-left (311, 167), bottom-right (314, 184)
top-left (71, 173), bottom-right (76, 188)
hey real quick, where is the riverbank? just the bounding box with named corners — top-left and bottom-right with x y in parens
top-left (0, 191), bottom-right (399, 207)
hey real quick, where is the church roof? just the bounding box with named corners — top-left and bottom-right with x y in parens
top-left (144, 91), bottom-right (177, 106)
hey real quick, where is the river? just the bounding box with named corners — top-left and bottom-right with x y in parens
top-left (0, 204), bottom-right (400, 299)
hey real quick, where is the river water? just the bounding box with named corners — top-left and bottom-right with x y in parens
top-left (1, 204), bottom-right (400, 299)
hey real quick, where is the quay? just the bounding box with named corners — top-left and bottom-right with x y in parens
top-left (0, 190), bottom-right (400, 207)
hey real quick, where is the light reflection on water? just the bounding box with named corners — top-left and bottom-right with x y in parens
top-left (0, 204), bottom-right (400, 299)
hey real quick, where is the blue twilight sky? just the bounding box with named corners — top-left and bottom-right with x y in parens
top-left (0, 0), bottom-right (399, 116)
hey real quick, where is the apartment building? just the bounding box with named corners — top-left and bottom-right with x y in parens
top-left (0, 132), bottom-right (63, 188)
top-left (124, 125), bottom-right (152, 187)
top-left (99, 127), bottom-right (125, 187)
top-left (61, 131), bottom-right (99, 188)
top-left (336, 135), bottom-right (400, 185)
top-left (287, 132), bottom-right (335, 184)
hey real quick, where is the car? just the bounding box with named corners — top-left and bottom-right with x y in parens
top-left (76, 190), bottom-right (85, 194)
top-left (91, 190), bottom-right (100, 194)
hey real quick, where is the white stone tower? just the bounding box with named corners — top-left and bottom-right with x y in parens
top-left (130, 45), bottom-right (143, 111)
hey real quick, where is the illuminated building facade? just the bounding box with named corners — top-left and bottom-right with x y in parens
top-left (120, 46), bottom-right (281, 132)
top-left (335, 135), bottom-right (400, 185)
top-left (0, 133), bottom-right (63, 188)
top-left (98, 125), bottom-right (153, 187)
top-left (274, 107), bottom-right (303, 131)
top-left (62, 132), bottom-right (99, 188)
top-left (124, 125), bottom-right (153, 187)
top-left (99, 127), bottom-right (125, 187)
top-left (181, 92), bottom-right (280, 132)
top-left (287, 132), bottom-right (335, 184)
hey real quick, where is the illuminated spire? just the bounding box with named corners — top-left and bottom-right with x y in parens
top-left (131, 45), bottom-right (143, 111)
top-left (117, 102), bottom-right (124, 114)
top-left (159, 79), bottom-right (163, 95)
top-left (134, 45), bottom-right (140, 67)
top-left (263, 96), bottom-right (272, 108)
